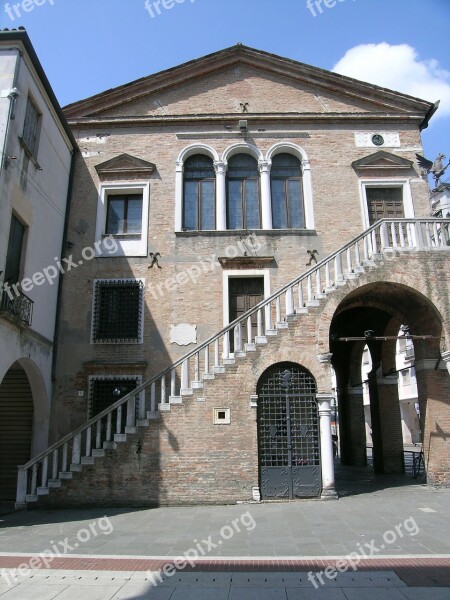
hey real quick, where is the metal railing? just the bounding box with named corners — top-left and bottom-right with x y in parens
top-left (15, 218), bottom-right (450, 505)
top-left (0, 288), bottom-right (33, 326)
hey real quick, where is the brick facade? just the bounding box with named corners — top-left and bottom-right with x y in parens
top-left (41, 45), bottom-right (450, 507)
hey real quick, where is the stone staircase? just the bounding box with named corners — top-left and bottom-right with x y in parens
top-left (15, 218), bottom-right (450, 508)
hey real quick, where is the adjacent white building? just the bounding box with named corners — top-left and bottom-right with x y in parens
top-left (0, 28), bottom-right (75, 501)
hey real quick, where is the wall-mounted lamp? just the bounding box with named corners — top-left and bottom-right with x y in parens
top-left (239, 119), bottom-right (248, 133)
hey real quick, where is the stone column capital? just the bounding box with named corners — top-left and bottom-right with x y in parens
top-left (258, 159), bottom-right (272, 173)
top-left (176, 160), bottom-right (184, 173)
top-left (214, 160), bottom-right (228, 174)
top-left (317, 353), bottom-right (333, 365)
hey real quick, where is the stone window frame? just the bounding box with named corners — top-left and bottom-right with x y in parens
top-left (95, 182), bottom-right (150, 257)
top-left (222, 268), bottom-right (271, 357)
top-left (90, 278), bottom-right (145, 345)
top-left (358, 178), bottom-right (415, 230)
top-left (175, 142), bottom-right (315, 232)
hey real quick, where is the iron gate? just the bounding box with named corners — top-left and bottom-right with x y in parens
top-left (257, 364), bottom-right (321, 499)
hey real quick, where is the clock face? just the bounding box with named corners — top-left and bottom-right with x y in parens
top-left (372, 134), bottom-right (384, 146)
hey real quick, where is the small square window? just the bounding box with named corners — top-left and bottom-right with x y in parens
top-left (214, 407), bottom-right (231, 425)
top-left (92, 279), bottom-right (144, 343)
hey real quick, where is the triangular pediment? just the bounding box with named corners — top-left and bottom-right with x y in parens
top-left (352, 151), bottom-right (414, 172)
top-left (64, 45), bottom-right (435, 124)
top-left (95, 154), bottom-right (156, 180)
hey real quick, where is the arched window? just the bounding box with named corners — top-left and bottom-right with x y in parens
top-left (270, 153), bottom-right (304, 228)
top-left (183, 155), bottom-right (216, 230)
top-left (227, 154), bottom-right (260, 230)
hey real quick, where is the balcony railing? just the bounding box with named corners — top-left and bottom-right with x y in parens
top-left (0, 288), bottom-right (33, 326)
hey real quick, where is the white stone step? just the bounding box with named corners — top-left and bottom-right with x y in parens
top-left (192, 381), bottom-right (204, 389)
top-left (255, 336), bottom-right (268, 344)
top-left (245, 343), bottom-right (257, 351)
top-left (234, 351), bottom-right (246, 358)
top-left (305, 300), bottom-right (320, 307)
top-left (70, 464), bottom-right (83, 472)
top-left (223, 358), bottom-right (236, 365)
top-left (92, 448), bottom-right (106, 457)
top-left (48, 479), bottom-right (61, 488)
top-left (37, 487), bottom-right (49, 496)
top-left (114, 434), bottom-right (127, 442)
top-left (265, 329), bottom-right (278, 336)
top-left (295, 307), bottom-right (308, 314)
top-left (137, 418), bottom-right (150, 426)
top-left (59, 472), bottom-right (73, 480)
top-left (276, 322), bottom-right (289, 329)
top-left (202, 373), bottom-right (215, 380)
top-left (169, 396), bottom-right (182, 404)
top-left (103, 441), bottom-right (117, 450)
top-left (147, 411), bottom-right (160, 419)
top-left (81, 456), bottom-right (95, 465)
top-left (158, 403), bottom-right (171, 412)
top-left (125, 426), bottom-right (137, 434)
top-left (26, 494), bottom-right (38, 502)
top-left (180, 388), bottom-right (193, 396)
top-left (213, 366), bottom-right (226, 373)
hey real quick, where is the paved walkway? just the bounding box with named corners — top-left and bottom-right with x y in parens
top-left (0, 466), bottom-right (448, 598)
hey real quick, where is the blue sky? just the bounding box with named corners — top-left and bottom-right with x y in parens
top-left (1, 0), bottom-right (449, 165)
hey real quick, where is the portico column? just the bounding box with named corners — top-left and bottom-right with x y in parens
top-left (214, 161), bottom-right (227, 231)
top-left (316, 393), bottom-right (338, 499)
top-left (259, 159), bottom-right (272, 229)
top-left (442, 350), bottom-right (450, 375)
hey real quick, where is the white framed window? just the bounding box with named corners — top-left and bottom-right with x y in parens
top-left (175, 142), bottom-right (315, 232)
top-left (359, 179), bottom-right (414, 230)
top-left (95, 183), bottom-right (149, 256)
top-left (222, 269), bottom-right (271, 356)
top-left (91, 278), bottom-right (145, 344)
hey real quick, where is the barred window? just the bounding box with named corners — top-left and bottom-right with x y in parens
top-left (22, 97), bottom-right (40, 157)
top-left (89, 377), bottom-right (140, 419)
top-left (92, 280), bottom-right (144, 343)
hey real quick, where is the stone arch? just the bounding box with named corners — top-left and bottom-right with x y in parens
top-left (177, 143), bottom-right (220, 164)
top-left (222, 142), bottom-right (263, 164)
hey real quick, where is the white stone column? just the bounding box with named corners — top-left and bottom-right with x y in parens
top-left (174, 160), bottom-right (184, 231)
top-left (259, 159), bottom-right (272, 230)
top-left (302, 158), bottom-right (315, 230)
top-left (442, 350), bottom-right (450, 375)
top-left (317, 393), bottom-right (338, 499)
top-left (214, 161), bottom-right (227, 231)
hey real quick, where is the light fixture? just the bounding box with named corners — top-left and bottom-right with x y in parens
top-left (112, 387), bottom-right (122, 397)
top-left (239, 119), bottom-right (248, 132)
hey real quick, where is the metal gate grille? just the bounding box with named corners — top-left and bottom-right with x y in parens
top-left (257, 364), bottom-right (321, 499)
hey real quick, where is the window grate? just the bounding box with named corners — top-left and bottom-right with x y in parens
top-left (92, 279), bottom-right (144, 343)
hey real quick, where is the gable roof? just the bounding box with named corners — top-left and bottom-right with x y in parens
top-left (63, 44), bottom-right (437, 129)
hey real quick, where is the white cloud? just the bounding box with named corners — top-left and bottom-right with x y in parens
top-left (332, 43), bottom-right (450, 118)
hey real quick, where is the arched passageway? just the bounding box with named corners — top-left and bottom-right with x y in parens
top-left (330, 282), bottom-right (447, 485)
top-left (0, 363), bottom-right (34, 500)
